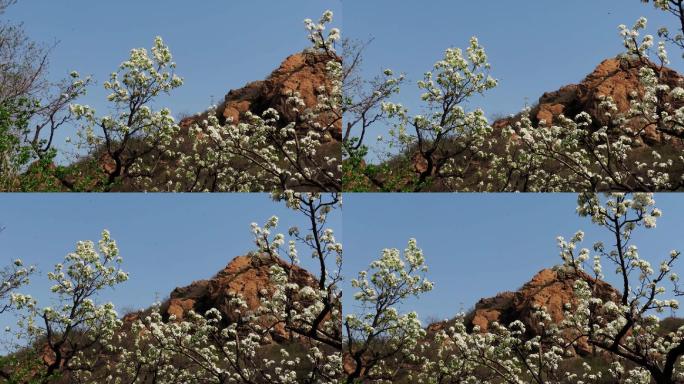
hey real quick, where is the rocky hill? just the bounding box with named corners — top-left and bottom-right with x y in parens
top-left (464, 268), bottom-right (619, 334)
top-left (427, 267), bottom-right (620, 355)
top-left (354, 55), bottom-right (684, 191)
top-left (493, 55), bottom-right (684, 147)
top-left (29, 255), bottom-right (334, 383)
top-left (181, 51), bottom-right (341, 142)
top-left (135, 49), bottom-right (341, 191)
top-left (123, 254), bottom-right (330, 344)
top-left (38, 50), bottom-right (341, 192)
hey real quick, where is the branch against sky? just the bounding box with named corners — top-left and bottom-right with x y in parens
top-left (343, 193), bottom-right (684, 384)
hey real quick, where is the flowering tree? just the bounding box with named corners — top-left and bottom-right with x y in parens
top-left (343, 38), bottom-right (498, 192)
top-left (343, 239), bottom-right (432, 382)
top-left (1, 193), bottom-right (342, 383)
top-left (343, 1), bottom-right (684, 192)
top-left (152, 11), bottom-right (342, 192)
top-left (0, 236), bottom-right (35, 314)
top-left (2, 230), bottom-right (126, 383)
top-left (95, 192), bottom-right (342, 383)
top-left (344, 193), bottom-right (684, 384)
top-left (0, 0), bottom-right (90, 191)
top-left (559, 193), bottom-right (684, 384)
top-left (0, 226), bottom-right (37, 382)
top-left (67, 36), bottom-right (182, 192)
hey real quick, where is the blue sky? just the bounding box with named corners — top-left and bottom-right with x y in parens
top-left (344, 0), bottom-right (682, 156)
top-left (3, 0), bottom-right (342, 159)
top-left (343, 193), bottom-right (684, 324)
top-left (0, 193), bottom-right (342, 347)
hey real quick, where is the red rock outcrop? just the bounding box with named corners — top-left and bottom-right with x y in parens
top-left (180, 51), bottom-right (341, 142)
top-left (428, 267), bottom-right (621, 355)
top-left (153, 254), bottom-right (320, 343)
top-left (494, 56), bottom-right (684, 146)
top-left (465, 268), bottom-right (619, 334)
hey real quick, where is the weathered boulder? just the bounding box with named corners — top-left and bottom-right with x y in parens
top-left (496, 56), bottom-right (684, 146)
top-left (181, 51), bottom-right (341, 142)
top-left (157, 254), bottom-right (319, 342)
top-left (428, 267), bottom-right (620, 356)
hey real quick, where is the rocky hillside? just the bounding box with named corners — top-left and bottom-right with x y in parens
top-left (493, 55), bottom-right (684, 147)
top-left (123, 254), bottom-right (329, 343)
top-left (355, 55), bottom-right (684, 192)
top-left (42, 50), bottom-right (341, 192)
top-left (427, 267), bottom-right (621, 355)
top-left (464, 268), bottom-right (619, 334)
top-left (31, 255), bottom-right (332, 384)
top-left (138, 50), bottom-right (341, 191)
top-left (181, 51), bottom-right (341, 142)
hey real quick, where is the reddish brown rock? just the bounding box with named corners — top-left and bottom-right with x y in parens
top-left (468, 291), bottom-right (516, 332)
top-left (412, 152), bottom-right (429, 174)
top-left (429, 268), bottom-right (620, 356)
top-left (497, 56), bottom-right (684, 146)
top-left (536, 103), bottom-right (566, 125)
top-left (181, 51), bottom-right (341, 141)
top-left (166, 298), bottom-right (196, 320)
top-left (156, 254), bottom-right (322, 343)
top-left (465, 268), bottom-right (619, 336)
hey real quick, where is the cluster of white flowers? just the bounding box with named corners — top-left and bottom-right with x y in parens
top-left (0, 257), bottom-right (35, 315)
top-left (1, 194), bottom-right (342, 383)
top-left (643, 0), bottom-right (684, 59)
top-left (345, 193), bottom-right (684, 383)
top-left (304, 10), bottom-right (339, 52)
top-left (69, 36), bottom-right (182, 191)
top-left (345, 3), bottom-right (684, 192)
top-left (135, 11), bottom-right (342, 192)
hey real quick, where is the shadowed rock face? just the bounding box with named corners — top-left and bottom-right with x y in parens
top-left (494, 56), bottom-right (684, 146)
top-left (428, 267), bottom-right (620, 355)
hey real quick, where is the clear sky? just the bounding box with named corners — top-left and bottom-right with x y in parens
top-left (344, 0), bottom-right (682, 156)
top-left (0, 193), bottom-right (342, 349)
top-left (2, 0), bottom-right (342, 158)
top-left (343, 193), bottom-right (684, 325)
